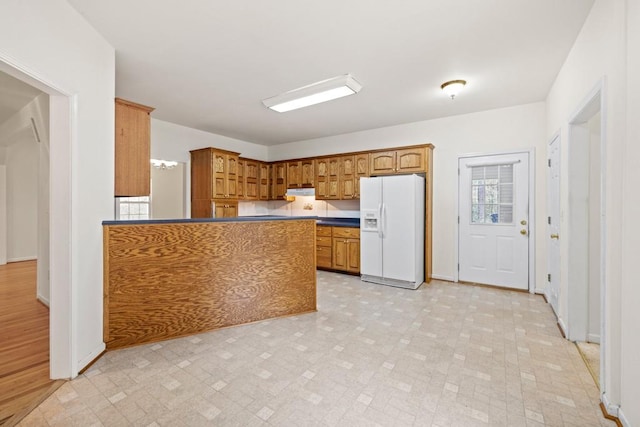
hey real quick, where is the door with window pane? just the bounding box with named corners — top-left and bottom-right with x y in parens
top-left (458, 152), bottom-right (530, 289)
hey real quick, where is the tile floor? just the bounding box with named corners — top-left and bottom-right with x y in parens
top-left (19, 272), bottom-right (614, 426)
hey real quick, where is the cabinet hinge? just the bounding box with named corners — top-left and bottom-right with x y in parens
top-left (548, 159), bottom-right (551, 167)
top-left (548, 216), bottom-right (551, 225)
top-left (547, 273), bottom-right (551, 282)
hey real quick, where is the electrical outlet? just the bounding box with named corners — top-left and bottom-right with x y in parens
top-left (303, 203), bottom-right (313, 210)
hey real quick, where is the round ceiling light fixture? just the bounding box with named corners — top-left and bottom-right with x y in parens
top-left (441, 79), bottom-right (467, 99)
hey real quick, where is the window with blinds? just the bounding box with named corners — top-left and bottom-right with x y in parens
top-left (471, 164), bottom-right (514, 224)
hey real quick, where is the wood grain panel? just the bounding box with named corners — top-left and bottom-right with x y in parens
top-left (104, 219), bottom-right (317, 349)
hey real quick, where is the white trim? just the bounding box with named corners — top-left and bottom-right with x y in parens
top-left (557, 317), bottom-right (568, 337)
top-left (456, 148), bottom-right (536, 292)
top-left (7, 256), bottom-right (37, 262)
top-left (587, 333), bottom-right (600, 344)
top-left (77, 343), bottom-right (105, 373)
top-left (601, 393), bottom-right (619, 418)
top-left (0, 51), bottom-right (76, 379)
top-left (567, 77), bottom-right (607, 400)
top-left (464, 159), bottom-right (522, 168)
top-left (37, 294), bottom-right (50, 308)
top-left (430, 274), bottom-right (454, 282)
top-left (618, 407), bottom-right (630, 427)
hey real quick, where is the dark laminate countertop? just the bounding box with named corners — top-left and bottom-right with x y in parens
top-left (316, 217), bottom-right (360, 228)
top-left (102, 216), bottom-right (317, 226)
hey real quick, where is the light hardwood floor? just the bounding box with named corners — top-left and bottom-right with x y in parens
top-left (0, 261), bottom-right (60, 426)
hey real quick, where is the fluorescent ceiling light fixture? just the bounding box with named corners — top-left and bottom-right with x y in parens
top-left (441, 79), bottom-right (466, 99)
top-left (262, 74), bottom-right (362, 112)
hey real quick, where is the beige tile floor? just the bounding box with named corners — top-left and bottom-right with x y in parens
top-left (19, 272), bottom-right (614, 426)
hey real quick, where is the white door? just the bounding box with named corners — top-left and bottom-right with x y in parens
top-left (459, 152), bottom-right (530, 289)
top-left (547, 137), bottom-right (561, 313)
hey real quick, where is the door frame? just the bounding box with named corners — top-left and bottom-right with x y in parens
top-left (455, 148), bottom-right (536, 293)
top-left (566, 78), bottom-right (607, 403)
top-left (0, 54), bottom-right (75, 378)
top-left (546, 131), bottom-right (561, 316)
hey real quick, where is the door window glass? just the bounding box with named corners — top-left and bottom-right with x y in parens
top-left (471, 164), bottom-right (513, 224)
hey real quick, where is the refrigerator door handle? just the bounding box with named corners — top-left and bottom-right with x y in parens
top-left (377, 203), bottom-right (383, 238)
top-left (380, 203), bottom-right (385, 238)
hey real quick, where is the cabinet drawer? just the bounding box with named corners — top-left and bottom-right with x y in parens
top-left (316, 236), bottom-right (332, 247)
top-left (316, 225), bottom-right (332, 237)
top-left (332, 227), bottom-right (359, 239)
top-left (316, 246), bottom-right (332, 268)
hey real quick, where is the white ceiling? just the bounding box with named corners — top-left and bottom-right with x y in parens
top-left (67, 0), bottom-right (594, 146)
top-left (0, 71), bottom-right (42, 126)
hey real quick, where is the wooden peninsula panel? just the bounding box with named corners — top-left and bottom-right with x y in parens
top-left (103, 219), bottom-right (316, 349)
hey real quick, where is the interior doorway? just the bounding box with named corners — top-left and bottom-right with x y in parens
top-left (566, 82), bottom-right (606, 392)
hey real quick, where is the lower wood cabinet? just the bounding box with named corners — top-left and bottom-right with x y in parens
top-left (214, 201), bottom-right (238, 218)
top-left (316, 225), bottom-right (333, 269)
top-left (316, 225), bottom-right (360, 274)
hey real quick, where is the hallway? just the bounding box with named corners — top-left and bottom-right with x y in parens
top-left (0, 261), bottom-right (60, 425)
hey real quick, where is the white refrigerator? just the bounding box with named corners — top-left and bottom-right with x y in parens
top-left (360, 174), bottom-right (425, 289)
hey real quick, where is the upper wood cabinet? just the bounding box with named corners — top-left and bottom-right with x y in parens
top-left (259, 163), bottom-right (270, 200)
top-left (315, 157), bottom-right (340, 200)
top-left (237, 158), bottom-right (245, 199)
top-left (271, 162), bottom-right (288, 200)
top-left (370, 147), bottom-right (428, 175)
top-left (190, 147), bottom-right (240, 218)
top-left (339, 153), bottom-right (369, 199)
top-left (243, 158), bottom-right (260, 200)
top-left (114, 98), bottom-right (154, 197)
top-left (287, 159), bottom-right (314, 188)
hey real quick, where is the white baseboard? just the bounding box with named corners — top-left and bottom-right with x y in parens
top-left (587, 333), bottom-right (600, 344)
top-left (77, 343), bottom-right (106, 377)
top-left (618, 407), bottom-right (630, 427)
top-left (37, 293), bottom-right (50, 307)
top-left (430, 274), bottom-right (454, 282)
top-left (557, 317), bottom-right (568, 338)
top-left (8, 256), bottom-right (37, 263)
top-left (601, 392), bottom-right (619, 418)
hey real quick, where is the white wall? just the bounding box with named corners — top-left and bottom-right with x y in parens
top-left (151, 163), bottom-right (185, 219)
top-left (0, 0), bottom-right (115, 376)
top-left (152, 119), bottom-right (268, 162)
top-left (6, 132), bottom-right (38, 261)
top-left (621, 0), bottom-right (640, 425)
top-left (269, 102), bottom-right (546, 284)
top-left (545, 0), bottom-right (631, 420)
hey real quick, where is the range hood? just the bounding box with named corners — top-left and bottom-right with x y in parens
top-left (285, 188), bottom-right (315, 197)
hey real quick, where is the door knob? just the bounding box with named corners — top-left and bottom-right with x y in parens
top-left (550, 234), bottom-right (559, 239)
top-left (520, 229), bottom-right (527, 235)
top-left (520, 220), bottom-right (527, 225)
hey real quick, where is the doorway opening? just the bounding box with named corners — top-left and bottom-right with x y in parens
top-left (566, 81), bottom-right (606, 394)
top-left (0, 54), bottom-right (74, 382)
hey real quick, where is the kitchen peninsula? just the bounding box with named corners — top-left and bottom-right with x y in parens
top-left (102, 216), bottom-right (316, 350)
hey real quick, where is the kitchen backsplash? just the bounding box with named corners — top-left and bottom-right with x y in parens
top-left (238, 196), bottom-right (359, 218)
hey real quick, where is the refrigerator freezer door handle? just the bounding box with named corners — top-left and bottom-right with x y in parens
top-left (380, 203), bottom-right (385, 238)
top-left (377, 203), bottom-right (383, 238)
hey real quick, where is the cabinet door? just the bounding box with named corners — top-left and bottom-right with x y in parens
top-left (370, 151), bottom-right (396, 175)
top-left (212, 152), bottom-right (227, 198)
top-left (115, 99), bottom-right (153, 196)
top-left (214, 201), bottom-right (238, 218)
top-left (271, 162), bottom-right (287, 199)
top-left (339, 155), bottom-right (356, 199)
top-left (317, 245), bottom-right (332, 269)
top-left (346, 239), bottom-right (360, 273)
top-left (395, 147), bottom-right (426, 173)
top-left (287, 161), bottom-right (301, 188)
top-left (301, 159), bottom-right (314, 187)
top-left (226, 154), bottom-right (239, 198)
top-left (237, 159), bottom-right (245, 199)
top-left (315, 158), bottom-right (329, 199)
top-left (244, 159), bottom-right (259, 200)
top-left (354, 153), bottom-right (369, 199)
top-left (332, 238), bottom-right (348, 271)
top-left (259, 163), bottom-right (270, 200)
